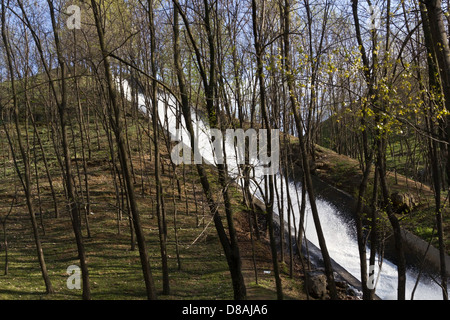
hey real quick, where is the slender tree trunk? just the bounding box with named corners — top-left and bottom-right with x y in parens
top-left (369, 168), bottom-right (379, 300)
top-left (25, 85), bottom-right (59, 219)
top-left (354, 150), bottom-right (373, 299)
top-left (47, 0), bottom-right (90, 299)
top-left (377, 135), bottom-right (406, 300)
top-left (1, 1), bottom-right (54, 295)
top-left (422, 0), bottom-right (449, 299)
top-left (73, 34), bottom-right (92, 238)
top-left (282, 0), bottom-right (337, 299)
top-left (90, 0), bottom-right (157, 300)
top-left (252, 0), bottom-right (283, 300)
top-left (172, 2), bottom-right (246, 299)
top-left (1, 194), bottom-right (15, 276)
top-left (171, 176), bottom-right (182, 271)
top-left (148, 0), bottom-right (170, 295)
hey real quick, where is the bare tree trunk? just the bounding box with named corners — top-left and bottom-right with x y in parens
top-left (73, 33), bottom-right (92, 238)
top-left (422, 0), bottom-right (449, 299)
top-left (1, 1), bottom-right (54, 294)
top-left (251, 0), bottom-right (283, 300)
top-left (282, 0), bottom-right (337, 299)
top-left (171, 176), bottom-right (182, 271)
top-left (90, 0), bottom-right (157, 300)
top-left (47, 0), bottom-right (90, 299)
top-left (172, 2), bottom-right (246, 299)
top-left (1, 193), bottom-right (15, 276)
top-left (377, 136), bottom-right (406, 300)
top-left (148, 0), bottom-right (170, 295)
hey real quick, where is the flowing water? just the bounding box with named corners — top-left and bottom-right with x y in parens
top-left (119, 78), bottom-right (446, 300)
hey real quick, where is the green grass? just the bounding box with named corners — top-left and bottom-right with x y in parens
top-left (384, 134), bottom-right (427, 181)
top-left (415, 226), bottom-right (435, 240)
top-left (0, 179), bottom-right (236, 300)
top-left (0, 79), bottom-right (312, 300)
top-left (0, 107), bottom-right (241, 300)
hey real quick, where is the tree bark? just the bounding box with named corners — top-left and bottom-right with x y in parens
top-left (1, 1), bottom-right (54, 295)
top-left (422, 0), bottom-right (449, 299)
top-left (172, 2), bottom-right (247, 299)
top-left (148, 0), bottom-right (170, 295)
top-left (47, 0), bottom-right (90, 299)
top-left (90, 0), bottom-right (157, 300)
top-left (252, 0), bottom-right (283, 300)
top-left (282, 0), bottom-right (337, 299)
top-left (420, 1), bottom-right (448, 299)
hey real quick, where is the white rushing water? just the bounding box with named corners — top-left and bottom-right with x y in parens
top-left (119, 78), bottom-right (446, 300)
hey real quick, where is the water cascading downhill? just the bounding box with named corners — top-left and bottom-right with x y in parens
top-left (119, 77), bottom-right (446, 300)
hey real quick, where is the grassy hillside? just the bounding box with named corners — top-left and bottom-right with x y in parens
top-left (318, 116), bottom-right (430, 184)
top-left (0, 106), bottom-right (311, 300)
